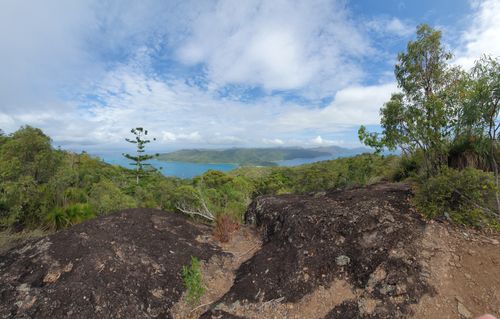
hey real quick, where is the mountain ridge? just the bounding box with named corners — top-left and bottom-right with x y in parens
top-left (156, 146), bottom-right (370, 166)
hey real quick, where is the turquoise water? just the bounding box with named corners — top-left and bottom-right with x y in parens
top-left (93, 153), bottom-right (238, 179)
top-left (94, 152), bottom-right (362, 179)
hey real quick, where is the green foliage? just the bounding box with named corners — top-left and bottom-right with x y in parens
top-left (123, 127), bottom-right (157, 184)
top-left (358, 24), bottom-right (500, 226)
top-left (156, 147), bottom-right (331, 166)
top-left (0, 126), bottom-right (184, 230)
top-left (391, 152), bottom-right (423, 181)
top-left (45, 203), bottom-right (96, 230)
top-left (254, 154), bottom-right (397, 195)
top-left (181, 256), bottom-right (205, 306)
top-left (360, 25), bottom-right (500, 175)
top-left (89, 179), bottom-right (136, 215)
top-left (414, 167), bottom-right (499, 229)
top-left (358, 126), bottom-right (386, 154)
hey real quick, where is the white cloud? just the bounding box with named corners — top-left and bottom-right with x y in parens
top-left (0, 1), bottom-right (103, 112)
top-left (262, 138), bottom-right (284, 145)
top-left (0, 113), bottom-right (16, 132)
top-left (310, 135), bottom-right (334, 145)
top-left (454, 0), bottom-right (500, 68)
top-left (4, 0), bottom-right (495, 152)
top-left (367, 17), bottom-right (414, 37)
top-left (162, 131), bottom-right (201, 143)
top-left (277, 82), bottom-right (397, 131)
top-left (177, 0), bottom-right (369, 94)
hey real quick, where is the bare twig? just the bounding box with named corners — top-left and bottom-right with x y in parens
top-left (189, 301), bottom-right (213, 313)
top-left (176, 205), bottom-right (215, 222)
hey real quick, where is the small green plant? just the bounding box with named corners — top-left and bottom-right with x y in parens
top-left (181, 256), bottom-right (205, 305)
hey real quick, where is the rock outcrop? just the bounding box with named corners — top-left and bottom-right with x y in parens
top-left (0, 209), bottom-right (223, 319)
top-left (203, 183), bottom-right (433, 318)
top-left (2, 183), bottom-right (500, 319)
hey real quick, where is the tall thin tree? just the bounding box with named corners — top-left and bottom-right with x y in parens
top-left (123, 127), bottom-right (156, 184)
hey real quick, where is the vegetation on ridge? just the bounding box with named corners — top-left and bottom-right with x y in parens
top-left (156, 147), bottom-right (333, 166)
top-left (359, 24), bottom-right (500, 229)
top-left (0, 126), bottom-right (392, 232)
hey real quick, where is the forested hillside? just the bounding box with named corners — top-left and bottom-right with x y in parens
top-left (0, 126), bottom-right (396, 235)
top-left (156, 147), bottom-right (332, 166)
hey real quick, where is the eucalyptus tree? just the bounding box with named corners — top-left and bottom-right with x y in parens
top-left (462, 56), bottom-right (500, 212)
top-left (359, 24), bottom-right (460, 174)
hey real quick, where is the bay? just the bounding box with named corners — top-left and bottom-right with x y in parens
top-left (93, 153), bottom-right (238, 179)
top-left (94, 151), bottom-right (369, 179)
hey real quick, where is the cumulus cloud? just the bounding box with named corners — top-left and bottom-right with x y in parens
top-left (262, 138), bottom-right (285, 146)
top-left (277, 82), bottom-right (397, 131)
top-left (0, 1), bottom-right (101, 111)
top-left (454, 0), bottom-right (500, 68)
top-left (1, 0), bottom-right (497, 151)
top-left (367, 17), bottom-right (414, 37)
top-left (177, 0), bottom-right (369, 94)
top-left (310, 136), bottom-right (335, 145)
top-left (162, 131), bottom-right (201, 143)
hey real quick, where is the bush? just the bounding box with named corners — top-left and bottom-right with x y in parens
top-left (391, 152), bottom-right (422, 181)
top-left (45, 203), bottom-right (96, 230)
top-left (89, 179), bottom-right (136, 215)
top-left (213, 214), bottom-right (240, 243)
top-left (414, 167), bottom-right (499, 229)
top-left (181, 256), bottom-right (205, 305)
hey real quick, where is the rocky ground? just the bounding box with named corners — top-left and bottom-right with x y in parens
top-left (1, 183), bottom-right (499, 318)
top-left (0, 209), bottom-right (224, 318)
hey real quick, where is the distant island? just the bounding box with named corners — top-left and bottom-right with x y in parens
top-left (156, 146), bottom-right (368, 166)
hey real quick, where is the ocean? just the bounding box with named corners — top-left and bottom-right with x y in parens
top-left (93, 152), bottom-right (346, 179)
top-left (93, 153), bottom-right (238, 179)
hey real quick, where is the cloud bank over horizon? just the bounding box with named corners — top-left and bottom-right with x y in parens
top-left (0, 0), bottom-right (499, 152)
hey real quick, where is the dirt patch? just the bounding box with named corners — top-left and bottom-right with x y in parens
top-left (0, 209), bottom-right (224, 319)
top-left (207, 279), bottom-right (356, 319)
top-left (412, 221), bottom-right (500, 318)
top-left (172, 227), bottom-right (261, 319)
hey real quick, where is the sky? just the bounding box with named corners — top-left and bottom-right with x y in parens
top-left (0, 0), bottom-right (499, 152)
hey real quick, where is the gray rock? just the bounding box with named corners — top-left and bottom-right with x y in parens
top-left (457, 302), bottom-right (472, 319)
top-left (335, 255), bottom-right (351, 266)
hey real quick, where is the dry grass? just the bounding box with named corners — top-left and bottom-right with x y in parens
top-left (213, 214), bottom-right (240, 243)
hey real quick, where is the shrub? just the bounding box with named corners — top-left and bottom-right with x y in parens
top-left (181, 256), bottom-right (205, 305)
top-left (390, 152), bottom-right (422, 181)
top-left (65, 203), bottom-right (96, 224)
top-left (213, 214), bottom-right (240, 243)
top-left (89, 179), bottom-right (136, 215)
top-left (45, 207), bottom-right (68, 230)
top-left (414, 167), bottom-right (499, 229)
top-left (45, 203), bottom-right (96, 230)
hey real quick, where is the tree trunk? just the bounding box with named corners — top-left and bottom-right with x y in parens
top-left (491, 143), bottom-right (500, 216)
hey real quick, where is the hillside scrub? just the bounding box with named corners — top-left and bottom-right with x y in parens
top-left (0, 126), bottom-right (185, 230)
top-left (0, 126), bottom-right (397, 233)
top-left (414, 167), bottom-right (500, 229)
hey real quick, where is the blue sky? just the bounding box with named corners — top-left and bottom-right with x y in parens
top-left (0, 0), bottom-right (499, 152)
